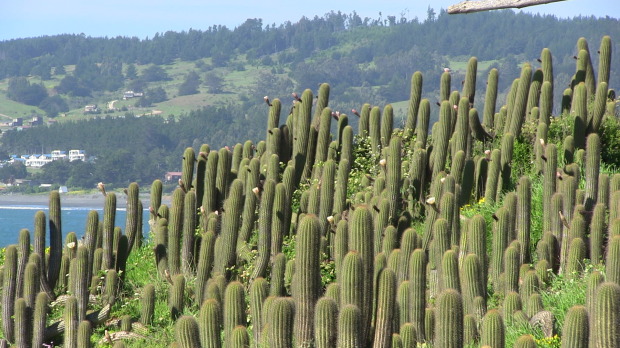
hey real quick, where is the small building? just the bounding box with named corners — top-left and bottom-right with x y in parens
top-left (69, 150), bottom-right (86, 162)
top-left (123, 91), bottom-right (135, 99)
top-left (10, 118), bottom-right (23, 127)
top-left (59, 186), bottom-right (68, 193)
top-left (51, 150), bottom-right (67, 160)
top-left (165, 171), bottom-right (183, 183)
top-left (84, 105), bottom-right (98, 113)
top-left (29, 116), bottom-right (43, 126)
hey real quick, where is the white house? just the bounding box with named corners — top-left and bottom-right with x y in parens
top-left (69, 150), bottom-right (86, 162)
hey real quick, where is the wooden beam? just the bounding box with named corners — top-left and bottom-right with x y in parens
top-left (448, 0), bottom-right (568, 14)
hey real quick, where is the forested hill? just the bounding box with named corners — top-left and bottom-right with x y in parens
top-left (0, 9), bottom-right (618, 188)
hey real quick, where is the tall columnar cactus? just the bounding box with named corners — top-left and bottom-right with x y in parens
top-left (125, 182), bottom-right (141, 252)
top-left (168, 188), bottom-right (185, 276)
top-left (482, 68), bottom-right (499, 130)
top-left (499, 133), bottom-right (515, 192)
top-left (252, 180), bottom-right (276, 280)
top-left (175, 315), bottom-right (201, 348)
top-left (349, 206), bottom-right (374, 339)
top-left (386, 136), bottom-right (402, 224)
top-left (461, 253), bottom-right (485, 315)
top-left (480, 309), bottom-right (504, 348)
top-left (181, 147), bottom-right (195, 194)
top-left (436, 289), bottom-right (464, 348)
top-left (543, 143), bottom-right (558, 232)
top-left (140, 284), bottom-right (156, 326)
top-left (396, 280), bottom-right (411, 328)
top-left (216, 147), bottom-right (232, 209)
top-left (516, 176), bottom-right (532, 264)
top-left (433, 101), bottom-right (452, 179)
top-left (338, 304), bottom-right (362, 348)
top-left (593, 282), bottom-right (620, 347)
top-left (101, 192), bottom-right (116, 271)
top-left (315, 107), bottom-right (332, 164)
top-left (439, 71), bottom-right (451, 102)
top-left (63, 296), bottom-right (79, 348)
top-left (315, 297), bottom-right (338, 348)
top-left (181, 190), bottom-right (197, 275)
top-left (369, 106), bottom-right (382, 153)
top-left (463, 56), bottom-right (478, 104)
top-left (269, 297), bottom-right (295, 348)
top-left (318, 160), bottom-right (336, 236)
top-left (441, 249), bottom-right (460, 293)
top-left (16, 228), bottom-right (30, 298)
top-left (577, 38), bottom-right (596, 96)
top-left (561, 305), bottom-right (588, 348)
top-left (74, 246), bottom-right (90, 322)
top-left (504, 246), bottom-right (520, 295)
top-left (13, 298), bottom-right (30, 348)
top-left (405, 71), bottom-right (423, 133)
top-left (341, 251), bottom-right (364, 313)
top-left (373, 268), bottom-right (396, 348)
top-left (169, 274), bottom-right (185, 320)
top-left (32, 292), bottom-right (48, 348)
top-left (507, 64), bottom-right (532, 138)
top-left (199, 298), bottom-right (221, 348)
top-left (293, 215), bottom-right (321, 347)
top-left (381, 104), bottom-right (394, 149)
top-left (249, 278), bottom-right (269, 346)
top-left (416, 99), bottom-right (431, 147)
top-left (526, 69), bottom-right (543, 122)
top-left (358, 103), bottom-right (371, 136)
top-left (606, 235), bottom-right (620, 285)
top-left (2, 245), bottom-right (17, 343)
top-left (598, 35), bottom-right (612, 85)
top-left (224, 281), bottom-right (247, 346)
top-left (48, 191), bottom-right (62, 292)
top-left (483, 149), bottom-right (501, 205)
top-left (584, 133), bottom-right (601, 213)
top-left (572, 82), bottom-right (588, 150)
top-left (514, 335), bottom-right (537, 348)
top-left (589, 82), bottom-right (608, 134)
top-left (213, 179), bottom-right (244, 277)
top-left (453, 97), bottom-right (470, 157)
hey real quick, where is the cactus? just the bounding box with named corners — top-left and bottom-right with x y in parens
top-left (64, 296), bottom-right (78, 348)
top-left (526, 70), bottom-right (543, 122)
top-left (584, 133), bottom-right (601, 213)
top-left (453, 97), bottom-right (470, 157)
top-left (168, 188), bottom-right (185, 276)
top-left (252, 180), bottom-right (276, 280)
top-left (101, 192), bottom-right (117, 271)
top-left (270, 253), bottom-right (287, 297)
top-left (195, 231), bottom-right (215, 304)
top-left (224, 281), bottom-right (246, 347)
top-left (482, 68), bottom-right (499, 129)
top-left (572, 82), bottom-right (588, 149)
top-left (560, 305), bottom-right (588, 348)
top-left (175, 315), bottom-right (201, 348)
top-left (480, 309), bottom-right (504, 348)
top-left (30, 292), bottom-right (47, 347)
top-left (249, 277), bottom-right (268, 346)
top-left (341, 251), bottom-right (364, 311)
top-left (181, 190), bottom-right (197, 275)
top-left (138, 284), bottom-right (156, 326)
top-left (507, 64), bottom-right (532, 138)
top-left (349, 206), bottom-right (374, 337)
top-left (386, 136), bottom-right (402, 224)
top-left (404, 71), bottom-right (424, 132)
top-left (14, 298), bottom-right (30, 348)
top-left (436, 289), bottom-right (463, 348)
top-left (593, 282), bottom-right (620, 347)
top-left (514, 335), bottom-right (537, 348)
top-left (315, 107), bottom-right (332, 164)
top-left (48, 191), bottom-right (62, 292)
top-left (268, 297), bottom-right (294, 348)
top-left (337, 304), bottom-right (362, 348)
top-left (213, 179), bottom-right (244, 277)
top-left (416, 99), bottom-right (431, 147)
top-left (372, 268), bottom-right (396, 348)
top-left (2, 245), bottom-right (17, 342)
top-left (315, 297), bottom-right (338, 348)
top-left (606, 235), bottom-right (620, 285)
top-left (462, 253), bottom-right (485, 315)
top-left (462, 56), bottom-right (478, 103)
top-left (125, 182), bottom-right (141, 251)
top-left (73, 246), bottom-right (89, 322)
top-left (432, 101), bottom-right (452, 179)
top-left (516, 176), bottom-right (532, 264)
top-left (199, 298), bottom-right (221, 348)
top-left (381, 104), bottom-right (394, 149)
top-left (396, 280), bottom-right (411, 328)
top-left (318, 160), bottom-right (336, 235)
top-left (441, 249), bottom-right (461, 292)
top-left (169, 274), bottom-right (185, 320)
top-left (293, 214), bottom-right (321, 346)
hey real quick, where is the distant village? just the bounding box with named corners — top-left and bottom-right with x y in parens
top-left (4, 149), bottom-right (86, 167)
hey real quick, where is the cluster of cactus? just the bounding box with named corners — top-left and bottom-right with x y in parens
top-left (1, 36), bottom-right (619, 348)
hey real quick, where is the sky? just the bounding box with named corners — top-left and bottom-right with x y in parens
top-left (1, 0), bottom-right (618, 41)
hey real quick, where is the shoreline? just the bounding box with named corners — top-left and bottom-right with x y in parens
top-left (0, 193), bottom-right (170, 209)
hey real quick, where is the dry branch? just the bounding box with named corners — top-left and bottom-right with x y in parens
top-left (448, 0), bottom-right (568, 14)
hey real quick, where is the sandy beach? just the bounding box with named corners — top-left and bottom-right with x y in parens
top-left (0, 192), bottom-right (170, 209)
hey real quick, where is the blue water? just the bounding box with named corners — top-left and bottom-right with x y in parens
top-left (0, 205), bottom-right (152, 248)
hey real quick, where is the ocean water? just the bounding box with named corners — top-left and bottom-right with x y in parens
top-left (0, 205), bottom-right (152, 248)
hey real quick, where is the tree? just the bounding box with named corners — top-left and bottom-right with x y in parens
top-left (39, 95), bottom-right (69, 117)
top-left (141, 65), bottom-right (171, 82)
top-left (7, 77), bottom-right (48, 106)
top-left (178, 71), bottom-right (201, 96)
top-left (204, 71), bottom-right (224, 93)
top-left (0, 162), bottom-right (28, 183)
top-left (125, 63), bottom-right (138, 79)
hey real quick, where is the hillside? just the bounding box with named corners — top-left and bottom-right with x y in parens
top-left (0, 32), bottom-right (619, 347)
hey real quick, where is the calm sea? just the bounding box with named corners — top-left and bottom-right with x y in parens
top-left (0, 205), bottom-right (152, 248)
